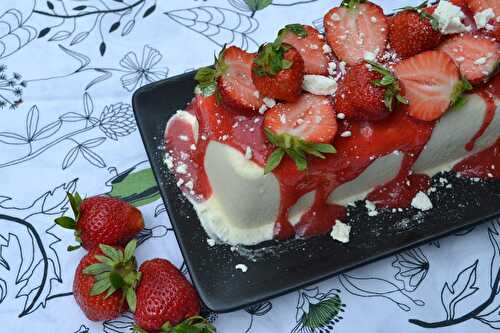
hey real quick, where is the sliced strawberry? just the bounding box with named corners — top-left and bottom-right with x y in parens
top-left (439, 34), bottom-right (499, 85)
top-left (264, 94), bottom-right (337, 143)
top-left (281, 25), bottom-right (333, 75)
top-left (324, 1), bottom-right (388, 66)
top-left (216, 46), bottom-right (264, 113)
top-left (395, 51), bottom-right (464, 121)
top-left (468, 0), bottom-right (500, 39)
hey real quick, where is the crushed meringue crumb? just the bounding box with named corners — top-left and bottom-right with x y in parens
top-left (365, 200), bottom-right (378, 216)
top-left (235, 264), bottom-right (248, 272)
top-left (179, 135), bottom-right (189, 141)
top-left (190, 144), bottom-right (196, 150)
top-left (259, 104), bottom-right (268, 114)
top-left (263, 97), bottom-right (276, 108)
top-left (411, 191), bottom-right (433, 211)
top-left (207, 238), bottom-right (216, 247)
top-left (322, 44), bottom-right (332, 54)
top-left (340, 131), bottom-right (352, 137)
top-left (331, 13), bottom-right (341, 21)
top-left (253, 90), bottom-right (260, 98)
top-left (176, 163), bottom-right (188, 174)
top-left (244, 146), bottom-right (253, 160)
top-left (337, 112), bottom-right (345, 119)
top-left (185, 180), bottom-right (194, 190)
top-left (176, 178), bottom-right (185, 187)
top-left (330, 220), bottom-right (351, 243)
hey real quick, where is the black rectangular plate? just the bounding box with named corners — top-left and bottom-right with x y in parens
top-left (133, 71), bottom-right (500, 312)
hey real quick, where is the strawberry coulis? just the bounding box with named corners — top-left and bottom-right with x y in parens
top-left (453, 78), bottom-right (500, 179)
top-left (164, 19), bottom-right (499, 241)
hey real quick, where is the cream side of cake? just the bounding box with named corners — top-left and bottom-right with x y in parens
top-left (165, 93), bottom-right (500, 245)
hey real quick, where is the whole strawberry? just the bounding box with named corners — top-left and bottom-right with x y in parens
top-left (73, 240), bottom-right (140, 321)
top-left (251, 39), bottom-right (304, 102)
top-left (334, 61), bottom-right (408, 121)
top-left (56, 192), bottom-right (144, 251)
top-left (134, 259), bottom-right (212, 333)
top-left (388, 5), bottom-right (442, 58)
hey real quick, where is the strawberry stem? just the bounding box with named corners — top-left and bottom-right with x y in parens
top-left (365, 60), bottom-right (408, 111)
top-left (194, 45), bottom-right (228, 97)
top-left (264, 128), bottom-right (336, 174)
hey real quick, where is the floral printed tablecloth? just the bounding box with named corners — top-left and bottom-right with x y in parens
top-left (0, 0), bottom-right (499, 332)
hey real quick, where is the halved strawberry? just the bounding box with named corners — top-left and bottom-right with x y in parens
top-left (324, 0), bottom-right (388, 66)
top-left (281, 24), bottom-right (333, 75)
top-left (395, 51), bottom-right (470, 121)
top-left (196, 46), bottom-right (264, 113)
top-left (263, 94), bottom-right (337, 173)
top-left (439, 34), bottom-right (499, 85)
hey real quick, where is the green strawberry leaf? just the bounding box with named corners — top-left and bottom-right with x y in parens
top-left (55, 216), bottom-right (76, 229)
top-left (126, 288), bottom-right (137, 312)
top-left (83, 263), bottom-right (111, 275)
top-left (94, 254), bottom-right (115, 266)
top-left (366, 60), bottom-right (407, 112)
top-left (67, 191), bottom-right (82, 220)
top-left (341, 0), bottom-right (367, 9)
top-left (264, 130), bottom-right (336, 173)
top-left (124, 239), bottom-right (137, 262)
top-left (264, 148), bottom-right (285, 174)
top-left (194, 45), bottom-right (227, 98)
top-left (245, 0), bottom-right (272, 11)
top-left (67, 244), bottom-right (81, 251)
top-left (99, 244), bottom-right (124, 262)
top-left (90, 278), bottom-right (112, 296)
top-left (311, 143), bottom-right (337, 154)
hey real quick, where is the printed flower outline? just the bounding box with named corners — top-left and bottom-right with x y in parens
top-left (292, 287), bottom-right (345, 333)
top-left (119, 45), bottom-right (168, 92)
top-left (392, 247), bottom-right (429, 292)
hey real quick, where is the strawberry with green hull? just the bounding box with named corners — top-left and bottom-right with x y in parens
top-left (334, 61), bottom-right (408, 121)
top-left (388, 2), bottom-right (442, 59)
top-left (395, 50), bottom-right (472, 121)
top-left (195, 46), bottom-right (264, 113)
top-left (252, 39), bottom-right (305, 102)
top-left (281, 24), bottom-right (334, 75)
top-left (55, 192), bottom-right (144, 251)
top-left (263, 93), bottom-right (337, 173)
top-left (73, 240), bottom-right (140, 321)
top-left (324, 0), bottom-right (388, 66)
top-left (439, 34), bottom-right (499, 85)
top-left (133, 259), bottom-right (213, 333)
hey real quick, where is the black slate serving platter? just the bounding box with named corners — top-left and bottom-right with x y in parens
top-left (132, 70), bottom-right (500, 312)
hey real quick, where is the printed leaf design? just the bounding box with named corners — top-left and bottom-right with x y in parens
top-left (49, 30), bottom-right (72, 42)
top-left (338, 273), bottom-right (424, 312)
top-left (80, 137), bottom-right (106, 168)
top-left (0, 132), bottom-right (28, 145)
top-left (228, 0), bottom-right (272, 12)
top-left (106, 161), bottom-right (160, 207)
top-left (86, 69), bottom-right (112, 91)
top-left (165, 7), bottom-right (259, 50)
top-left (70, 32), bottom-right (90, 46)
top-left (62, 146), bottom-right (80, 170)
top-left (392, 248), bottom-right (429, 292)
top-left (103, 312), bottom-right (134, 333)
top-left (58, 45), bottom-right (90, 72)
top-left (292, 287), bottom-right (345, 333)
top-left (489, 223), bottom-right (500, 291)
top-left (83, 92), bottom-right (94, 117)
top-left (0, 9), bottom-right (37, 59)
top-left (121, 20), bottom-right (135, 36)
top-left (32, 120), bottom-right (62, 141)
top-left (440, 260), bottom-right (479, 320)
top-left (0, 180), bottom-right (77, 316)
top-left (26, 106), bottom-right (40, 140)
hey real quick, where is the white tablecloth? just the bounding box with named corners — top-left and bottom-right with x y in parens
top-left (1, 0), bottom-right (499, 332)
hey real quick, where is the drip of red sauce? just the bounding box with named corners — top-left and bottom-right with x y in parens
top-left (465, 91), bottom-right (496, 151)
top-left (164, 72), bottom-right (499, 241)
top-left (166, 94), bottom-right (439, 239)
top-left (454, 138), bottom-right (500, 179)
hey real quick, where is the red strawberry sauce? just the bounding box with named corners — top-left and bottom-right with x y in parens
top-left (165, 78), bottom-right (499, 241)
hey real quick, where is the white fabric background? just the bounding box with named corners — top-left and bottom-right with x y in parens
top-left (0, 0), bottom-right (499, 332)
